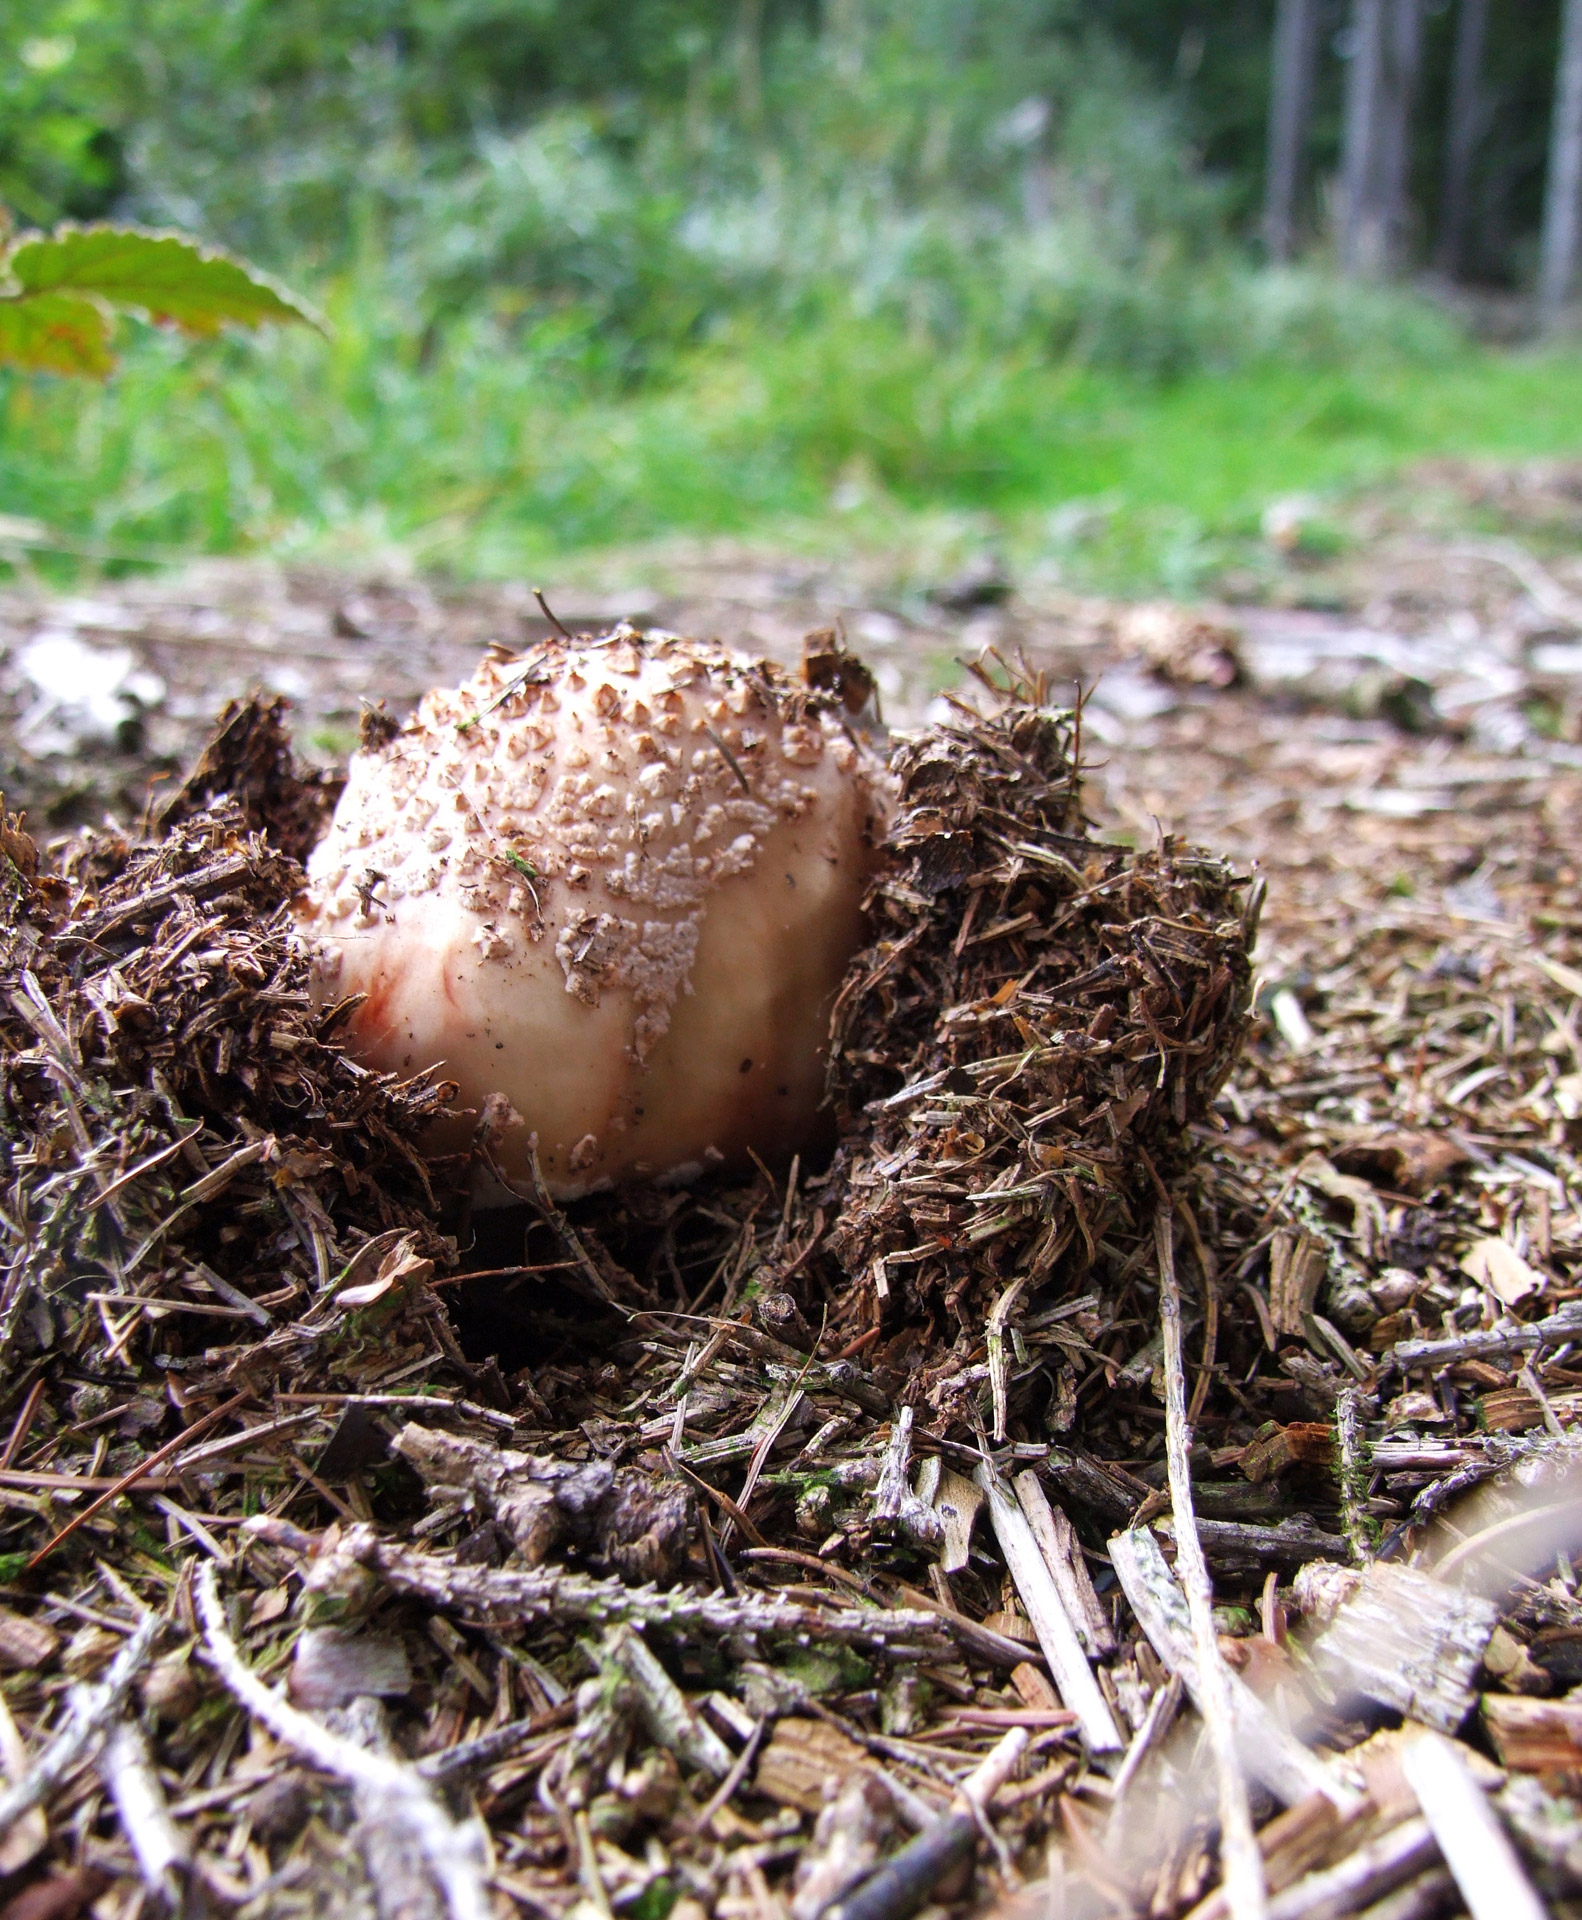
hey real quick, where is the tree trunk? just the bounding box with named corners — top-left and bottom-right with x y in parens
top-left (1540, 0), bottom-right (1582, 327)
top-left (1339, 0), bottom-right (1424, 276)
top-left (736, 0), bottom-right (764, 133)
top-left (1340, 0), bottom-right (1386, 272)
top-left (1264, 0), bottom-right (1321, 261)
top-left (1437, 0), bottom-right (1488, 279)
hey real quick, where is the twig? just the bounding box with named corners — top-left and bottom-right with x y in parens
top-left (68, 853), bottom-right (253, 941)
top-left (118, 1138), bottom-right (278, 1276)
top-left (1334, 1387), bottom-right (1375, 1565)
top-left (532, 587), bottom-right (574, 639)
top-left (728, 1373), bottom-right (813, 1545)
top-left (24, 1388), bottom-right (250, 1571)
top-left (343, 1696), bottom-right (451, 1920)
top-left (669, 1454), bottom-right (771, 1549)
top-left (1517, 1356), bottom-right (1567, 1440)
top-left (276, 1392), bottom-right (516, 1432)
top-left (1398, 1733), bottom-right (1544, 1920)
top-left (986, 1275), bottom-right (1028, 1442)
top-left (0, 1678), bottom-right (46, 1872)
top-left (820, 1730), bottom-right (1028, 1920)
top-left (170, 1409), bottom-right (320, 1472)
top-left (819, 1810), bottom-right (974, 1920)
top-left (455, 646), bottom-right (551, 733)
top-left (1346, 1871), bottom-right (1456, 1920)
top-left (0, 1609), bottom-right (160, 1841)
top-left (601, 1624), bottom-right (732, 1780)
top-left (263, 1521), bottom-right (963, 1660)
top-left (1155, 1204), bottom-right (1267, 1920)
top-left (96, 1717), bottom-right (186, 1904)
top-left (0, 1379), bottom-right (45, 1471)
top-left (874, 1407), bottom-right (943, 1547)
top-left (416, 1704), bottom-right (576, 1784)
top-left (866, 1587), bottom-right (1056, 1673)
top-left (1178, 1198), bottom-right (1219, 1427)
top-left (975, 1466), bottom-right (1122, 1754)
top-left (1111, 1532), bottom-right (1350, 1814)
top-left (524, 1139), bottom-right (630, 1315)
top-left (1392, 1299), bottom-right (1582, 1370)
top-left (1260, 1819), bottom-right (1437, 1920)
top-left (700, 1316), bottom-right (889, 1416)
top-left (573, 1809), bottom-right (615, 1920)
top-left (194, 1563), bottom-right (489, 1920)
top-left (1108, 1671), bottom-right (1183, 1811)
top-left (1012, 1471), bottom-right (1116, 1656)
top-left (690, 1718), bottom-right (767, 1835)
top-left (701, 724), bottom-right (752, 795)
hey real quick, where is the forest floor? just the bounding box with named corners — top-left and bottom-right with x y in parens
top-left (6, 450), bottom-right (1582, 961)
top-left (0, 458), bottom-right (1580, 1918)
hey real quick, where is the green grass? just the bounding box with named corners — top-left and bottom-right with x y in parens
top-left (3, 278), bottom-right (1582, 596)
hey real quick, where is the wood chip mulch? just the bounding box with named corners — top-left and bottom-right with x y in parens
top-left (0, 636), bottom-right (1577, 1920)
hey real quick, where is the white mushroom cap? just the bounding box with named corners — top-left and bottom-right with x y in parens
top-left (299, 628), bottom-right (889, 1197)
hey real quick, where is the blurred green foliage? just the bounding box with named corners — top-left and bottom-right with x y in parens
top-left (0, 2), bottom-right (1577, 589)
top-left (0, 1), bottom-right (1475, 384)
top-left (5, 277), bottom-right (1578, 595)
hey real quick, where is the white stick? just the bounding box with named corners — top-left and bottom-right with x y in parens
top-left (1399, 1733), bottom-right (1546, 1920)
top-left (1155, 1206), bottom-right (1267, 1920)
top-left (975, 1464), bottom-right (1123, 1754)
top-left (1109, 1524), bottom-right (1348, 1813)
top-left (194, 1564), bottom-right (488, 1920)
top-left (1013, 1471), bottom-right (1115, 1657)
top-left (97, 1718), bottom-right (186, 1902)
top-left (957, 1727), bottom-right (1030, 1812)
top-left (0, 1609), bottom-right (159, 1841)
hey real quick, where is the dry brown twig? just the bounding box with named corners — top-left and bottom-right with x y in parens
top-left (821, 1728), bottom-right (1030, 1920)
top-left (281, 1520), bottom-right (967, 1660)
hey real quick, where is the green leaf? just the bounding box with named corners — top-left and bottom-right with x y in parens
top-left (3, 224), bottom-right (324, 337)
top-left (0, 289), bottom-right (113, 375)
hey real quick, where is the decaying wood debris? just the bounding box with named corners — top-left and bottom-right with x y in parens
top-left (0, 636), bottom-right (1577, 1920)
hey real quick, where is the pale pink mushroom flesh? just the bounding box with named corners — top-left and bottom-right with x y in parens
top-left (298, 629), bottom-right (889, 1197)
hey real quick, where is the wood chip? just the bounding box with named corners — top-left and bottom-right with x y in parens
top-left (0, 1613), bottom-right (59, 1672)
top-left (1482, 1693), bottom-right (1582, 1771)
top-left (1311, 1564), bottom-right (1501, 1734)
top-left (754, 1718), bottom-right (870, 1815)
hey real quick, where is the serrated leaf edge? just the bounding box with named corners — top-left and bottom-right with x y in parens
top-left (0, 221), bottom-right (329, 337)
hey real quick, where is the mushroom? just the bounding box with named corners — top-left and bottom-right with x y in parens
top-left (298, 628), bottom-right (889, 1197)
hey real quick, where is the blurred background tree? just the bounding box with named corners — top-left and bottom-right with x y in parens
top-left (1, 2), bottom-right (1581, 584)
top-left (4, 2), bottom-right (1568, 290)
